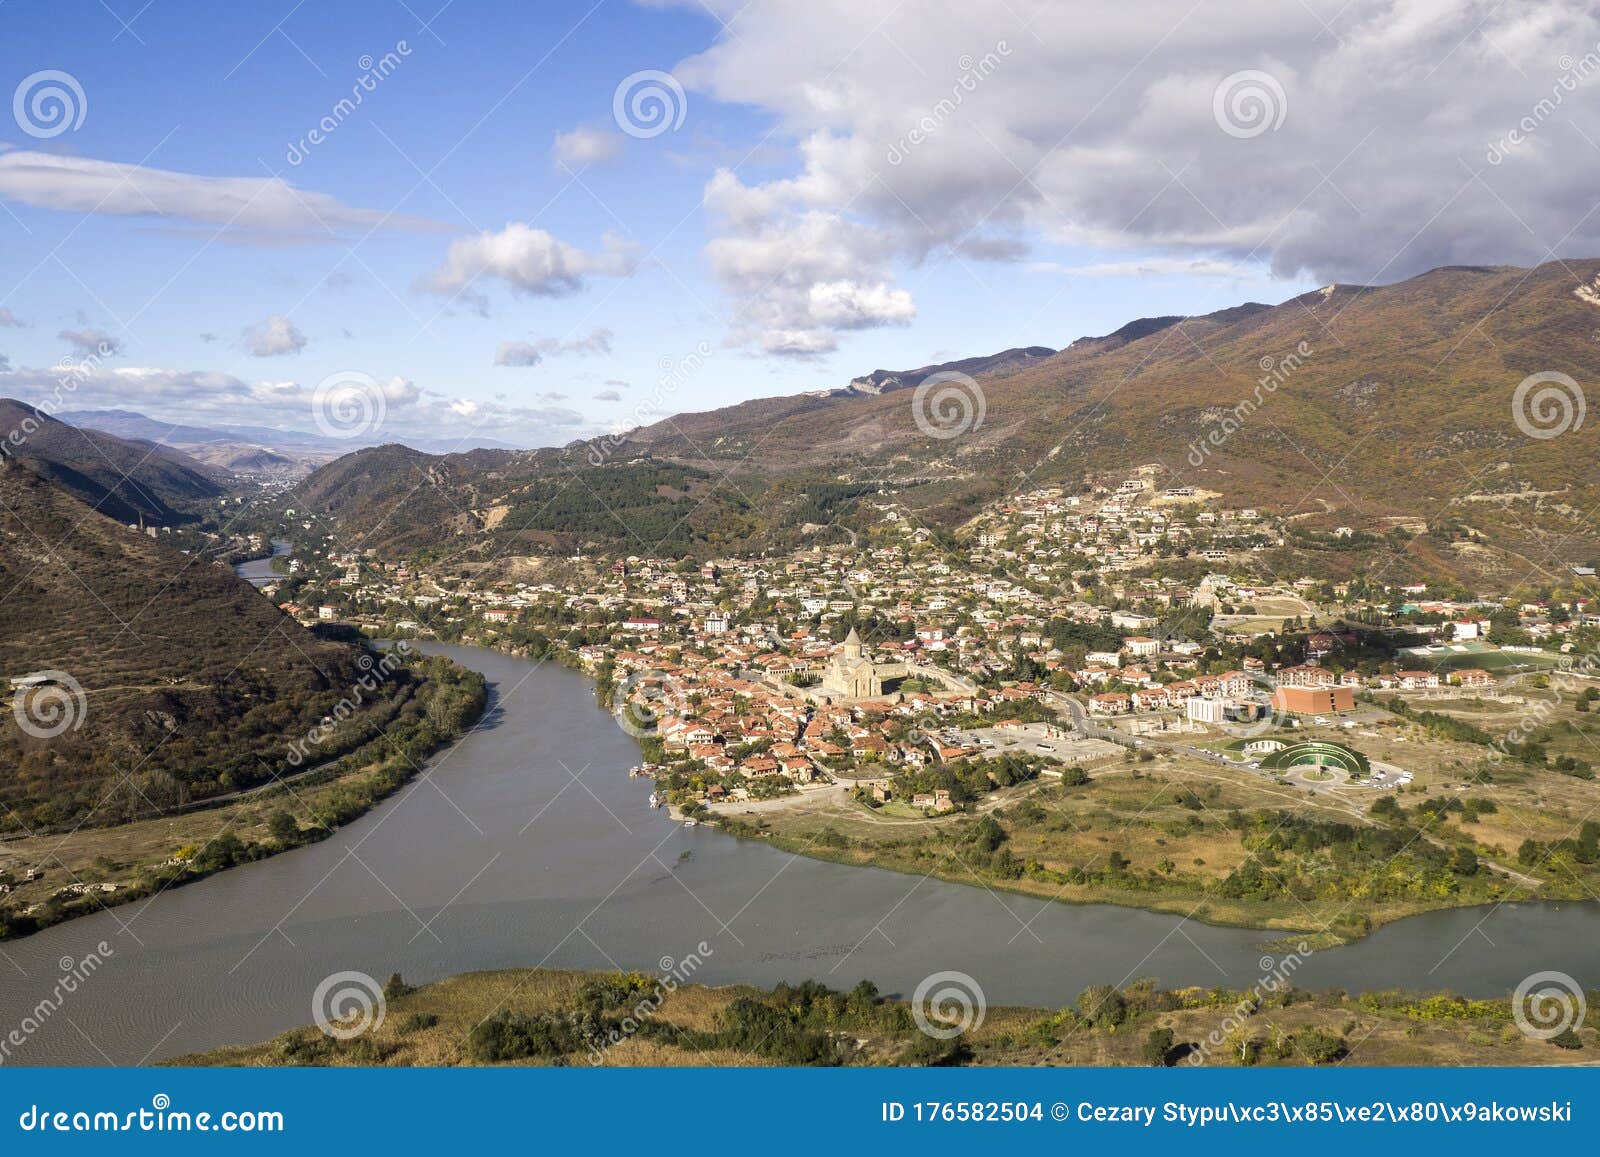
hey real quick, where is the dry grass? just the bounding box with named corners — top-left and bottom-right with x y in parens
top-left (174, 966), bottom-right (1597, 1069)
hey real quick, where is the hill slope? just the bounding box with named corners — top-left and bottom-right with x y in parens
top-left (0, 461), bottom-right (392, 827)
top-left (0, 400), bottom-right (227, 524)
top-left (291, 259), bottom-right (1600, 582)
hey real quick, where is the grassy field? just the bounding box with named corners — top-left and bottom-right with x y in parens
top-left (173, 966), bottom-right (1597, 1068)
top-left (709, 705), bottom-right (1600, 943)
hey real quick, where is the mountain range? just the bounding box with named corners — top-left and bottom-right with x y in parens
top-left (0, 400), bottom-right (227, 525)
top-left (280, 260), bottom-right (1600, 587)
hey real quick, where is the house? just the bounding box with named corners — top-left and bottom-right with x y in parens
top-left (1453, 668), bottom-right (1496, 688)
top-left (317, 606), bottom-right (337, 621)
top-left (1122, 636), bottom-right (1160, 658)
top-left (1397, 670), bottom-right (1441, 690)
top-left (1090, 692), bottom-right (1132, 715)
top-left (1276, 664), bottom-right (1334, 688)
top-left (482, 607), bottom-right (515, 624)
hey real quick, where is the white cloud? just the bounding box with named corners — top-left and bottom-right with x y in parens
top-left (0, 308), bottom-right (22, 327)
top-left (58, 328), bottom-right (122, 357)
top-left (242, 315), bottom-right (308, 357)
top-left (806, 280), bottom-right (915, 329)
top-left (674, 0), bottom-right (1600, 349)
top-left (1, 361), bottom-right (583, 445)
top-left (1029, 257), bottom-right (1266, 280)
top-left (493, 327), bottom-right (615, 366)
top-left (594, 388), bottom-right (622, 401)
top-left (418, 223), bottom-right (639, 308)
top-left (0, 150), bottom-right (438, 234)
top-left (552, 125), bottom-right (625, 166)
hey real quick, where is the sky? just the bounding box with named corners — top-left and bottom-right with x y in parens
top-left (2, 0), bottom-right (1600, 450)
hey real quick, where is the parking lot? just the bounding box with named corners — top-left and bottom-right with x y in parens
top-left (951, 722), bottom-right (1124, 768)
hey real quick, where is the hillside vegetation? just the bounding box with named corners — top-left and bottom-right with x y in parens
top-left (288, 260), bottom-right (1600, 585)
top-left (174, 966), bottom-right (1597, 1068)
top-left (0, 399), bottom-right (226, 525)
top-left (0, 461), bottom-right (402, 829)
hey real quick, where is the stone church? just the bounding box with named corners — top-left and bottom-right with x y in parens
top-left (821, 628), bottom-right (905, 699)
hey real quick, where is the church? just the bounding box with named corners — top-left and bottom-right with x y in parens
top-left (820, 628), bottom-right (905, 699)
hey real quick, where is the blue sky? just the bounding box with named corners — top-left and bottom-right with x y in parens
top-left (3, 0), bottom-right (1596, 448)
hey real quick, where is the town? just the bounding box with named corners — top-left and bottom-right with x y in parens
top-left (224, 466), bottom-right (1598, 865)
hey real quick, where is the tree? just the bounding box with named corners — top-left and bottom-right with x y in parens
top-left (1142, 1026), bottom-right (1175, 1066)
top-left (1294, 1028), bottom-right (1348, 1063)
top-left (267, 810), bottom-right (299, 844)
top-left (1369, 795), bottom-right (1401, 820)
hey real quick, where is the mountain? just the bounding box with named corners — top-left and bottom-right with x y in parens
top-left (0, 460), bottom-right (386, 827)
top-left (59, 409), bottom-right (336, 451)
top-left (0, 400), bottom-right (228, 525)
top-left (291, 260), bottom-right (1600, 584)
top-left (831, 346), bottom-right (1056, 397)
top-left (623, 346), bottom-right (1056, 453)
top-left (59, 408), bottom-right (349, 474)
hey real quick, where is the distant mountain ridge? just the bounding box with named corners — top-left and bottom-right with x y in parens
top-left (830, 346), bottom-right (1057, 397)
top-left (0, 400), bottom-right (227, 525)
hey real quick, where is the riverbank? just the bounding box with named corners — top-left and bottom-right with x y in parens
top-left (6, 642), bottom-right (1600, 1067)
top-left (0, 651), bottom-right (487, 941)
top-left (172, 965), bottom-right (1594, 1068)
top-left (699, 768), bottom-right (1548, 945)
top-left (428, 629), bottom-right (1592, 946)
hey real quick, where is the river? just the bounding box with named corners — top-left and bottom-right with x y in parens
top-left (1, 643), bottom-right (1596, 1065)
top-left (233, 538), bottom-right (292, 587)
